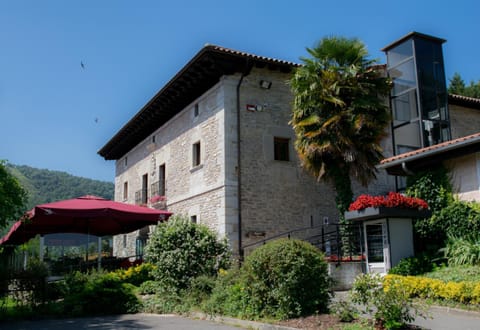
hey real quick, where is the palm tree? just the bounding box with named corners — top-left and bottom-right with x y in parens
top-left (290, 36), bottom-right (392, 218)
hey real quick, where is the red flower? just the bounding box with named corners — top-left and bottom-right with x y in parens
top-left (348, 192), bottom-right (428, 211)
top-left (149, 195), bottom-right (166, 203)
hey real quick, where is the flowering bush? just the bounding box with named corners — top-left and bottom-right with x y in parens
top-left (349, 192), bottom-right (428, 211)
top-left (149, 195), bottom-right (166, 203)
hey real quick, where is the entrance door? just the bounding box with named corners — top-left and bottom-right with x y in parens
top-left (364, 221), bottom-right (388, 274)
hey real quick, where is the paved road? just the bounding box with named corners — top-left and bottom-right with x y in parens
top-left (0, 313), bottom-right (248, 330)
top-left (412, 306), bottom-right (480, 330)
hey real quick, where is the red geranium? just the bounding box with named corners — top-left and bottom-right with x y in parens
top-left (348, 192), bottom-right (428, 211)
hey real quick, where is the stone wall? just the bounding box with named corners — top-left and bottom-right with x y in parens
top-left (446, 153), bottom-right (480, 202)
top-left (113, 82), bottom-right (229, 257)
top-left (111, 66), bottom-right (398, 257)
top-left (450, 104), bottom-right (480, 138)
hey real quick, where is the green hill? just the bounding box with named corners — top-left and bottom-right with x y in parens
top-left (7, 164), bottom-right (114, 210)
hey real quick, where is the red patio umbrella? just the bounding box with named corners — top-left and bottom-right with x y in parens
top-left (0, 195), bottom-right (172, 245)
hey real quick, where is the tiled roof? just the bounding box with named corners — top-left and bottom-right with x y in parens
top-left (98, 45), bottom-right (299, 160)
top-left (377, 132), bottom-right (480, 175)
top-left (448, 94), bottom-right (480, 109)
top-left (381, 132), bottom-right (480, 165)
top-left (205, 44), bottom-right (300, 67)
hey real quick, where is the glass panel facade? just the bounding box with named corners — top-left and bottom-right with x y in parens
top-left (386, 39), bottom-right (413, 67)
top-left (392, 89), bottom-right (418, 126)
top-left (394, 121), bottom-right (422, 153)
top-left (390, 59), bottom-right (417, 95)
top-left (385, 33), bottom-right (451, 157)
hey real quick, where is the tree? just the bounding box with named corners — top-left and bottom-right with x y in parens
top-left (289, 36), bottom-right (392, 218)
top-left (0, 161), bottom-right (27, 229)
top-left (448, 72), bottom-right (466, 96)
top-left (448, 72), bottom-right (480, 98)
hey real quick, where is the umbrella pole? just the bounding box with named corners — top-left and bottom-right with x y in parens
top-left (97, 236), bottom-right (102, 271)
top-left (86, 233), bottom-right (89, 264)
top-left (39, 235), bottom-right (45, 262)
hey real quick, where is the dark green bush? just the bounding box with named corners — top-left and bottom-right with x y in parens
top-left (138, 280), bottom-right (160, 295)
top-left (224, 239), bottom-right (331, 320)
top-left (203, 268), bottom-right (254, 318)
top-left (388, 254), bottom-right (434, 276)
top-left (144, 215), bottom-right (231, 291)
top-left (432, 200), bottom-right (480, 240)
top-left (63, 270), bottom-right (139, 316)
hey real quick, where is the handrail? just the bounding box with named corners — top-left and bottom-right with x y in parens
top-left (241, 222), bottom-right (360, 250)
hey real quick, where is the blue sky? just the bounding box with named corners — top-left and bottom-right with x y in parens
top-left (1, 0), bottom-right (478, 182)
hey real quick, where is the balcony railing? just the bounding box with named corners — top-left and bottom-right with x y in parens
top-left (134, 189), bottom-right (147, 205)
top-left (151, 181), bottom-right (165, 197)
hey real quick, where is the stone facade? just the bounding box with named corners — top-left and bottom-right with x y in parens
top-left (112, 65), bottom-right (397, 257)
top-left (446, 153), bottom-right (480, 202)
top-left (450, 104), bottom-right (480, 139)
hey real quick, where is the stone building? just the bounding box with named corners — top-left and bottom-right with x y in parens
top-left (98, 32), bottom-right (480, 258)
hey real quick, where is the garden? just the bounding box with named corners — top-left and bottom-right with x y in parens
top-left (2, 166), bottom-right (480, 329)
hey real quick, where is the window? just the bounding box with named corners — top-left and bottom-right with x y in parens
top-left (194, 103), bottom-right (199, 117)
top-left (192, 141), bottom-right (201, 167)
top-left (190, 215), bottom-right (197, 224)
top-left (123, 181), bottom-right (128, 201)
top-left (159, 164), bottom-right (166, 196)
top-left (135, 237), bottom-right (146, 258)
top-left (152, 135), bottom-right (156, 143)
top-left (124, 157), bottom-right (128, 167)
top-left (142, 174), bottom-right (148, 204)
top-left (123, 234), bottom-right (127, 248)
top-left (274, 137), bottom-right (290, 161)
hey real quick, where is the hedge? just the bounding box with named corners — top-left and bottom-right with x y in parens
top-left (385, 274), bottom-right (480, 305)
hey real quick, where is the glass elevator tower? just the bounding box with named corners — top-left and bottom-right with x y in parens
top-left (382, 32), bottom-right (451, 156)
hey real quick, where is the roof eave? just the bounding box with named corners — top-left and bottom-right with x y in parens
top-left (378, 136), bottom-right (480, 175)
top-left (98, 45), bottom-right (299, 160)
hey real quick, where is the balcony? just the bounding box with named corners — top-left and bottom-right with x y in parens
top-left (134, 189), bottom-right (147, 205)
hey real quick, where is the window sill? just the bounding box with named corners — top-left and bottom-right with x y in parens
top-left (190, 164), bottom-right (204, 173)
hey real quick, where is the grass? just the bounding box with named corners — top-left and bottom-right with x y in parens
top-left (422, 264), bottom-right (480, 282)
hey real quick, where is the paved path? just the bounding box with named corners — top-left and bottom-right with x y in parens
top-left (0, 313), bottom-right (248, 330)
top-left (412, 306), bottom-right (480, 330)
top-left (2, 307), bottom-right (480, 329)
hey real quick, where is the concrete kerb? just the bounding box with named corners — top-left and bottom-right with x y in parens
top-left (189, 312), bottom-right (298, 330)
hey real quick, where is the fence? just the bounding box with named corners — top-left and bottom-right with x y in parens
top-left (242, 222), bottom-right (365, 263)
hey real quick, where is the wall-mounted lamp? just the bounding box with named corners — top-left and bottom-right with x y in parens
top-left (246, 104), bottom-right (266, 112)
top-left (259, 80), bottom-right (272, 89)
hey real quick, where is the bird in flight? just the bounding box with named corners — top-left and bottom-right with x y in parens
top-left (81, 61), bottom-right (85, 69)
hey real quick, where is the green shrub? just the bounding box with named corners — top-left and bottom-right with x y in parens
top-left (203, 268), bottom-right (254, 318)
top-left (138, 280), bottom-right (160, 295)
top-left (144, 215), bottom-right (231, 291)
top-left (140, 284), bottom-right (193, 314)
top-left (63, 270), bottom-right (140, 316)
top-left (432, 201), bottom-right (480, 241)
top-left (352, 273), bottom-right (426, 330)
top-left (240, 239), bottom-right (330, 320)
top-left (330, 299), bottom-right (358, 322)
top-left (442, 235), bottom-right (480, 266)
top-left (388, 254), bottom-right (434, 276)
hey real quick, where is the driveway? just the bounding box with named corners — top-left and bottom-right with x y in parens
top-left (0, 313), bottom-right (248, 330)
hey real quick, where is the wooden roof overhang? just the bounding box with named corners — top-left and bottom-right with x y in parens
top-left (98, 45), bottom-right (298, 160)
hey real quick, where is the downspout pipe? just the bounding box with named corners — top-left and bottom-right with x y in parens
top-left (401, 162), bottom-right (415, 176)
top-left (236, 61), bottom-right (252, 262)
